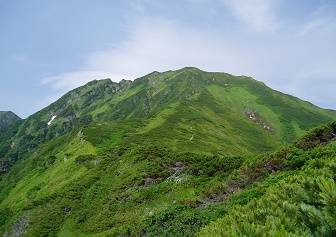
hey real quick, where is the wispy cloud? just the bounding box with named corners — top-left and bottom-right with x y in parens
top-left (39, 16), bottom-right (261, 101)
top-left (10, 52), bottom-right (28, 63)
top-left (221, 0), bottom-right (281, 32)
top-left (297, 59), bottom-right (336, 82)
top-left (39, 70), bottom-right (133, 111)
top-left (3, 0), bottom-right (336, 119)
top-left (300, 18), bottom-right (329, 35)
top-left (299, 5), bottom-right (336, 36)
top-left (40, 70), bottom-right (131, 92)
top-left (39, 4), bottom-right (336, 112)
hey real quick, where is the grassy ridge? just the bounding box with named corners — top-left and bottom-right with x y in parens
top-left (1, 67), bottom-right (336, 236)
top-left (2, 67), bottom-right (335, 165)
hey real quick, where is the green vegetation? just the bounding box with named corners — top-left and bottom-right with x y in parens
top-left (1, 120), bottom-right (335, 236)
top-left (0, 111), bottom-right (21, 129)
top-left (197, 145), bottom-right (336, 236)
top-left (0, 68), bottom-right (336, 236)
top-left (1, 67), bottom-right (335, 165)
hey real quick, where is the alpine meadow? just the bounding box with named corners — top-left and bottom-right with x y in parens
top-left (1, 67), bottom-right (336, 236)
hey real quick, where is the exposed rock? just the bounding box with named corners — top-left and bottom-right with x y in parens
top-left (0, 161), bottom-right (11, 177)
top-left (77, 129), bottom-right (83, 137)
top-left (175, 161), bottom-right (183, 167)
top-left (144, 98), bottom-right (150, 115)
top-left (63, 208), bottom-right (71, 215)
top-left (4, 214), bottom-right (29, 237)
top-left (94, 159), bottom-right (101, 166)
top-left (197, 194), bottom-right (222, 210)
top-left (0, 111), bottom-right (21, 129)
top-left (63, 115), bottom-right (76, 122)
top-left (169, 164), bottom-right (185, 175)
top-left (134, 94), bottom-right (141, 103)
top-left (122, 195), bottom-right (133, 202)
top-left (143, 177), bottom-right (157, 186)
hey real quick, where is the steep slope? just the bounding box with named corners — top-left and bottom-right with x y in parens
top-left (0, 112), bottom-right (22, 173)
top-left (83, 95), bottom-right (278, 157)
top-left (0, 117), bottom-right (335, 236)
top-left (1, 67), bottom-right (335, 167)
top-left (0, 79), bottom-right (132, 167)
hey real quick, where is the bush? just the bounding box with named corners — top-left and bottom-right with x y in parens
top-left (143, 205), bottom-right (211, 237)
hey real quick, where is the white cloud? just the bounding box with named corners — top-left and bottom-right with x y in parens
top-left (300, 18), bottom-right (330, 35)
top-left (39, 70), bottom-right (133, 114)
top-left (39, 17), bottom-right (262, 106)
top-left (39, 11), bottom-right (336, 112)
top-left (85, 17), bottom-right (261, 78)
top-left (221, 0), bottom-right (281, 32)
top-left (128, 0), bottom-right (146, 13)
top-left (298, 5), bottom-right (336, 36)
top-left (40, 70), bottom-right (129, 92)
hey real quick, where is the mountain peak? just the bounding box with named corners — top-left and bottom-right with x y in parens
top-left (1, 69), bottom-right (336, 237)
top-left (0, 111), bottom-right (21, 129)
top-left (1, 69), bottom-right (335, 165)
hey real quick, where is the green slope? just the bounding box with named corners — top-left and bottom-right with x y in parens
top-left (196, 122), bottom-right (336, 237)
top-left (0, 119), bottom-right (335, 236)
top-left (1, 67), bottom-right (336, 236)
top-left (1, 67), bottom-right (335, 167)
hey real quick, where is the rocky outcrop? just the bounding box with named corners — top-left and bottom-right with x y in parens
top-left (3, 215), bottom-right (28, 237)
top-left (0, 111), bottom-right (20, 129)
top-left (0, 161), bottom-right (11, 177)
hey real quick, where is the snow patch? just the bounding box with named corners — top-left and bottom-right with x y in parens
top-left (47, 116), bottom-right (57, 126)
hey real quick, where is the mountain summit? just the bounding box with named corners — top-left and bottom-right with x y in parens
top-left (1, 68), bottom-right (335, 165)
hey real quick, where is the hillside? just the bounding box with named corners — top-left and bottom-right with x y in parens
top-left (0, 67), bottom-right (336, 236)
top-left (0, 118), bottom-right (335, 236)
top-left (196, 121), bottom-right (336, 236)
top-left (1, 68), bottom-right (335, 167)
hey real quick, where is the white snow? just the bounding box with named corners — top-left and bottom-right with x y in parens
top-left (47, 116), bottom-right (57, 126)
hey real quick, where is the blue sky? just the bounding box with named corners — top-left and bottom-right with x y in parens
top-left (1, 0), bottom-right (336, 118)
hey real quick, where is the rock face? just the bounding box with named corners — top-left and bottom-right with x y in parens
top-left (0, 161), bottom-right (11, 176)
top-left (3, 215), bottom-right (28, 237)
top-left (0, 111), bottom-right (21, 129)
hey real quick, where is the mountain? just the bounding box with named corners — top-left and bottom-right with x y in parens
top-left (1, 67), bottom-right (335, 166)
top-left (0, 67), bottom-right (335, 236)
top-left (0, 111), bottom-right (20, 129)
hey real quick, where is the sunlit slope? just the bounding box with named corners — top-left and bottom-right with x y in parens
top-left (196, 121), bottom-right (336, 237)
top-left (1, 117), bottom-right (335, 236)
top-left (1, 67), bottom-right (335, 165)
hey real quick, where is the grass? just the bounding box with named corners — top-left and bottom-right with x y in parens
top-left (1, 68), bottom-right (336, 236)
top-left (2, 67), bottom-right (335, 164)
top-left (1, 122), bottom-right (336, 236)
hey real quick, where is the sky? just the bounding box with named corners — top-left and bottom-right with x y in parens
top-left (1, 0), bottom-right (336, 118)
